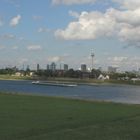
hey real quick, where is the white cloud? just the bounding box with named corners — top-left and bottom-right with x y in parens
top-left (108, 56), bottom-right (128, 63)
top-left (55, 6), bottom-right (140, 47)
top-left (10, 15), bottom-right (21, 27)
top-left (52, 0), bottom-right (96, 5)
top-left (108, 8), bottom-right (140, 47)
top-left (38, 27), bottom-right (50, 33)
top-left (48, 56), bottom-right (61, 62)
top-left (106, 56), bottom-right (140, 70)
top-left (18, 58), bottom-right (28, 65)
top-left (55, 11), bottom-right (116, 40)
top-left (113, 0), bottom-right (140, 10)
top-left (0, 34), bottom-right (15, 40)
top-left (126, 57), bottom-right (140, 70)
top-left (69, 11), bottom-right (80, 18)
top-left (27, 45), bottom-right (42, 51)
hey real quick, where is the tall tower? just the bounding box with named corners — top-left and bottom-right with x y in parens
top-left (37, 64), bottom-right (40, 71)
top-left (91, 50), bottom-right (94, 70)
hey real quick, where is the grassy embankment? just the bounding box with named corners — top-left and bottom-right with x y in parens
top-left (0, 74), bottom-right (33, 81)
top-left (0, 93), bottom-right (140, 140)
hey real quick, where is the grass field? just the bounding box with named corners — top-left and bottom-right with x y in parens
top-left (0, 93), bottom-right (140, 140)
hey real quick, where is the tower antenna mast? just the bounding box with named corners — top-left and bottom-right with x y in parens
top-left (91, 50), bottom-right (94, 70)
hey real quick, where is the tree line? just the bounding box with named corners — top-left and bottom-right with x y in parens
top-left (0, 67), bottom-right (139, 80)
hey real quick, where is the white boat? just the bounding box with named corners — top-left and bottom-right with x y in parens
top-left (32, 81), bottom-right (40, 84)
top-left (32, 81), bottom-right (77, 87)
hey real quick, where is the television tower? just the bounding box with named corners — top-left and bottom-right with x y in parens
top-left (91, 50), bottom-right (94, 70)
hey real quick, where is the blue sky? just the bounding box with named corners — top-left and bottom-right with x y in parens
top-left (0, 0), bottom-right (140, 71)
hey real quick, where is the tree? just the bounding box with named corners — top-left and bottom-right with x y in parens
top-left (90, 69), bottom-right (101, 78)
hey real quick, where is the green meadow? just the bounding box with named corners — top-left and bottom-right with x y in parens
top-left (0, 93), bottom-right (140, 140)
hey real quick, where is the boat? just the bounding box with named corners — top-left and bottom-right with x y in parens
top-left (32, 81), bottom-right (40, 84)
top-left (32, 81), bottom-right (77, 87)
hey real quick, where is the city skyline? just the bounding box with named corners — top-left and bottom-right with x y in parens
top-left (0, 0), bottom-right (140, 71)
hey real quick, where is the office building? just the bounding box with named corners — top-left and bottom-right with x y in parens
top-left (81, 64), bottom-right (87, 72)
top-left (47, 64), bottom-right (50, 70)
top-left (108, 66), bottom-right (117, 73)
top-left (64, 64), bottom-right (68, 71)
top-left (50, 62), bottom-right (56, 71)
top-left (37, 64), bottom-right (40, 71)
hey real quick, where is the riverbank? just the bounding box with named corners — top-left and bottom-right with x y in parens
top-left (0, 74), bottom-right (33, 81)
top-left (0, 93), bottom-right (140, 140)
top-left (38, 77), bottom-right (140, 86)
top-left (0, 74), bottom-right (140, 86)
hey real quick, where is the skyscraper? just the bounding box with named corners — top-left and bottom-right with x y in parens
top-left (50, 62), bottom-right (56, 71)
top-left (37, 64), bottom-right (40, 71)
top-left (108, 66), bottom-right (117, 73)
top-left (81, 64), bottom-right (87, 72)
top-left (47, 64), bottom-right (50, 70)
top-left (64, 64), bottom-right (68, 71)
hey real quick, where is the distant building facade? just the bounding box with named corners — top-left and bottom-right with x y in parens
top-left (64, 64), bottom-right (68, 71)
top-left (108, 66), bottom-right (117, 73)
top-left (98, 67), bottom-right (102, 72)
top-left (139, 68), bottom-right (140, 74)
top-left (37, 64), bottom-right (40, 71)
top-left (81, 64), bottom-right (87, 72)
top-left (47, 64), bottom-right (50, 70)
top-left (50, 62), bottom-right (56, 71)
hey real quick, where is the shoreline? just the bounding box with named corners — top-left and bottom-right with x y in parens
top-left (1, 90), bottom-right (140, 105)
top-left (0, 74), bottom-right (140, 86)
top-left (1, 91), bottom-right (140, 106)
top-left (0, 77), bottom-right (140, 87)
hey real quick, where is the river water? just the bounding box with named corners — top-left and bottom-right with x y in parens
top-left (0, 80), bottom-right (140, 104)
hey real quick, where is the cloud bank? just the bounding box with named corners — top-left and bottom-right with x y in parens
top-left (52, 0), bottom-right (96, 5)
top-left (27, 45), bottom-right (42, 51)
top-left (113, 0), bottom-right (140, 10)
top-left (107, 56), bottom-right (140, 70)
top-left (55, 0), bottom-right (140, 47)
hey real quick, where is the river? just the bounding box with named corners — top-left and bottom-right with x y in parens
top-left (0, 80), bottom-right (140, 104)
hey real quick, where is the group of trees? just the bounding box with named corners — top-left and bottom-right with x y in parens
top-left (0, 67), bottom-right (31, 76)
top-left (109, 72), bottom-right (138, 80)
top-left (0, 67), bottom-right (139, 80)
top-left (34, 68), bottom-right (102, 79)
top-left (0, 68), bottom-right (17, 75)
top-left (35, 69), bottom-right (83, 78)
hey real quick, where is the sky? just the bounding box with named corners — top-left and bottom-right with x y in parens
top-left (0, 0), bottom-right (140, 71)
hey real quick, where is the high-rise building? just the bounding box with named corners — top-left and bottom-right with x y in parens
top-left (47, 64), bottom-right (50, 70)
top-left (50, 62), bottom-right (56, 71)
top-left (26, 65), bottom-right (30, 71)
top-left (98, 67), bottom-right (102, 72)
top-left (37, 64), bottom-right (40, 71)
top-left (64, 64), bottom-right (68, 71)
top-left (108, 66), bottom-right (117, 73)
top-left (81, 64), bottom-right (87, 72)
